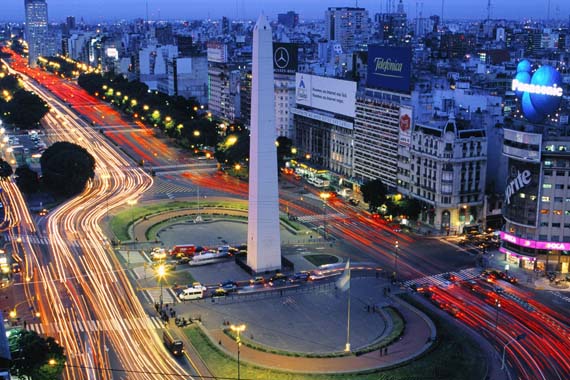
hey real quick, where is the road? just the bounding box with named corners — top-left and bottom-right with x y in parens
top-left (3, 50), bottom-right (191, 379)
top-left (3, 47), bottom-right (569, 380)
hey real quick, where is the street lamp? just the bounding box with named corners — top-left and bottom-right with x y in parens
top-left (230, 324), bottom-right (246, 380)
top-left (393, 241), bottom-right (400, 281)
top-left (494, 298), bottom-right (501, 334)
top-left (319, 192), bottom-right (331, 240)
top-left (501, 333), bottom-right (527, 371)
top-left (157, 264), bottom-right (166, 311)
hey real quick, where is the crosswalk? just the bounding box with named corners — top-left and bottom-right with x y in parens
top-left (5, 234), bottom-right (83, 248)
top-left (144, 179), bottom-right (194, 195)
top-left (403, 267), bottom-right (481, 289)
top-left (296, 213), bottom-right (346, 223)
top-left (26, 316), bottom-right (165, 335)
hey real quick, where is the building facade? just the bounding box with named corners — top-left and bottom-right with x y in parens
top-left (324, 7), bottom-right (370, 53)
top-left (24, 0), bottom-right (48, 67)
top-left (408, 116), bottom-right (487, 233)
top-left (501, 126), bottom-right (570, 272)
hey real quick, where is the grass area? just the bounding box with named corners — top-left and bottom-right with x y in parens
top-left (184, 296), bottom-right (488, 380)
top-left (280, 216), bottom-right (304, 232)
top-left (355, 307), bottom-right (405, 355)
top-left (110, 200), bottom-right (247, 241)
top-left (164, 268), bottom-right (195, 287)
top-left (304, 254), bottom-right (341, 267)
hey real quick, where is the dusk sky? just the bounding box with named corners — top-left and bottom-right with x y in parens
top-left (2, 0), bottom-right (569, 22)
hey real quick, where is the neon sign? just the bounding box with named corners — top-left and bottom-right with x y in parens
top-left (511, 79), bottom-right (563, 97)
top-left (500, 231), bottom-right (570, 251)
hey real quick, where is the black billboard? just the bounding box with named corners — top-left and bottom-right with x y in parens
top-left (503, 159), bottom-right (540, 228)
top-left (367, 45), bottom-right (412, 94)
top-left (273, 43), bottom-right (298, 75)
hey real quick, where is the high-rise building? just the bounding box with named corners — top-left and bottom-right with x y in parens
top-left (24, 0), bottom-right (48, 67)
top-left (247, 14), bottom-right (282, 273)
top-left (277, 11), bottom-right (299, 28)
top-left (324, 7), bottom-right (370, 52)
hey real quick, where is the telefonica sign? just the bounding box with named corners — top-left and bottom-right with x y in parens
top-left (367, 45), bottom-right (411, 94)
top-left (504, 170), bottom-right (531, 205)
top-left (513, 59), bottom-right (563, 123)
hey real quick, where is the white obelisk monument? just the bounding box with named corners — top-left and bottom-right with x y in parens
top-left (247, 14), bottom-right (281, 272)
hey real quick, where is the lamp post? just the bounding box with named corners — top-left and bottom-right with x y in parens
top-left (394, 240), bottom-right (399, 283)
top-left (319, 192), bottom-right (331, 240)
top-left (501, 333), bottom-right (527, 371)
top-left (494, 298), bottom-right (501, 334)
top-left (230, 324), bottom-right (246, 380)
top-left (157, 264), bottom-right (166, 311)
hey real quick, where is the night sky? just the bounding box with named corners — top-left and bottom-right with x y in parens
top-left (3, 0), bottom-right (569, 22)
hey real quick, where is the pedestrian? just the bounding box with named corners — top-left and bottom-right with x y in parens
top-left (23, 320), bottom-right (27, 329)
top-left (154, 302), bottom-right (159, 312)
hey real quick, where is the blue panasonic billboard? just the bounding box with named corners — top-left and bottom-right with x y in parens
top-left (513, 59), bottom-right (563, 123)
top-left (367, 45), bottom-right (412, 94)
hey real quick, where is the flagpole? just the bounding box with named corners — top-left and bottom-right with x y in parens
top-left (345, 262), bottom-right (351, 352)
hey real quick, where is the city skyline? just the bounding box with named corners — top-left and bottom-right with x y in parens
top-left (2, 0), bottom-right (570, 22)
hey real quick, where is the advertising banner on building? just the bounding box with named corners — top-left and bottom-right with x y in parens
top-left (503, 158), bottom-right (540, 227)
top-left (295, 73), bottom-right (356, 118)
top-left (207, 41), bottom-right (228, 63)
top-left (367, 45), bottom-right (412, 93)
top-left (273, 43), bottom-right (298, 75)
top-left (398, 106), bottom-right (413, 146)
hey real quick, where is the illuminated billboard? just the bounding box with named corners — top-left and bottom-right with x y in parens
top-left (273, 43), bottom-right (298, 75)
top-left (295, 74), bottom-right (356, 118)
top-left (503, 159), bottom-right (540, 228)
top-left (398, 106), bottom-right (413, 146)
top-left (513, 59), bottom-right (563, 123)
top-left (367, 45), bottom-right (412, 94)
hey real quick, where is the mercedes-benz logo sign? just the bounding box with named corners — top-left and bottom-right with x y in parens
top-left (274, 47), bottom-right (290, 69)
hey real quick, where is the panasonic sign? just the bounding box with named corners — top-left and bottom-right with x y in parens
top-left (505, 170), bottom-right (532, 205)
top-left (511, 79), bottom-right (563, 97)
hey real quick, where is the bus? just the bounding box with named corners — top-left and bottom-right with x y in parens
top-left (188, 252), bottom-right (228, 266)
top-left (163, 330), bottom-right (184, 356)
top-left (169, 244), bottom-right (197, 258)
top-left (307, 177), bottom-right (330, 188)
top-left (179, 287), bottom-right (204, 300)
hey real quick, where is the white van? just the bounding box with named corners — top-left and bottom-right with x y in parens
top-left (179, 287), bottom-right (203, 300)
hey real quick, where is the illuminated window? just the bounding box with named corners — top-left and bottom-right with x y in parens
top-left (540, 209), bottom-right (549, 214)
top-left (542, 196), bottom-right (550, 202)
top-left (519, 193), bottom-right (526, 199)
top-left (553, 210), bottom-right (562, 215)
top-left (530, 195), bottom-right (537, 201)
top-left (543, 183), bottom-right (552, 189)
top-left (545, 161), bottom-right (553, 167)
top-left (566, 211), bottom-right (570, 216)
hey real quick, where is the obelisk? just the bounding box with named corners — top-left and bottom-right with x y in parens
top-left (247, 14), bottom-right (281, 272)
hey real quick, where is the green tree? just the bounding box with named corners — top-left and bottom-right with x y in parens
top-left (9, 329), bottom-right (66, 380)
top-left (1, 90), bottom-right (49, 129)
top-left (0, 159), bottom-right (13, 179)
top-left (400, 197), bottom-right (422, 220)
top-left (215, 131), bottom-right (250, 166)
top-left (15, 165), bottom-right (39, 193)
top-left (361, 179), bottom-right (387, 212)
top-left (40, 142), bottom-right (96, 197)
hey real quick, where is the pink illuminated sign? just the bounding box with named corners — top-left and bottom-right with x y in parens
top-left (500, 232), bottom-right (570, 251)
top-left (500, 247), bottom-right (536, 261)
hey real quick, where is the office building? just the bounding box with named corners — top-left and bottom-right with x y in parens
top-left (24, 0), bottom-right (48, 67)
top-left (324, 7), bottom-right (370, 52)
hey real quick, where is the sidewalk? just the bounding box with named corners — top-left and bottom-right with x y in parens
top-left (200, 296), bottom-right (435, 374)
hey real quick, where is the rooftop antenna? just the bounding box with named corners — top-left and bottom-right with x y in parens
top-left (441, 0), bottom-right (444, 27)
top-left (487, 0), bottom-right (491, 21)
top-left (145, 0), bottom-right (149, 28)
top-left (547, 0), bottom-right (550, 21)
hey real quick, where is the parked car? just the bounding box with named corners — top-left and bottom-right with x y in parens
top-left (288, 272), bottom-right (309, 283)
top-left (268, 273), bottom-right (287, 287)
top-left (219, 280), bottom-right (238, 292)
top-left (190, 282), bottom-right (208, 291)
top-left (249, 276), bottom-right (266, 286)
top-left (212, 288), bottom-right (228, 298)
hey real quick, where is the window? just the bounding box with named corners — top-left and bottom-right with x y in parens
top-left (545, 161), bottom-right (553, 167)
top-left (519, 193), bottom-right (526, 199)
top-left (557, 171), bottom-right (566, 176)
top-left (540, 222), bottom-right (549, 227)
top-left (565, 224), bottom-right (570, 228)
top-left (542, 196), bottom-right (550, 202)
top-left (530, 195), bottom-right (537, 201)
top-left (555, 197), bottom-right (564, 202)
top-left (543, 183), bottom-right (552, 189)
top-left (539, 235), bottom-right (548, 240)
top-left (552, 235), bottom-right (560, 241)
top-left (566, 211), bottom-right (570, 216)
top-left (540, 209), bottom-right (549, 214)
top-left (555, 184), bottom-right (564, 190)
top-left (553, 210), bottom-right (562, 215)
top-left (544, 170), bottom-right (552, 176)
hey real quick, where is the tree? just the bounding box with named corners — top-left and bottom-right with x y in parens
top-left (0, 159), bottom-right (13, 179)
top-left (40, 142), bottom-right (96, 197)
top-left (9, 329), bottom-right (66, 380)
top-left (1, 90), bottom-right (49, 129)
top-left (15, 165), bottom-right (39, 193)
top-left (215, 131), bottom-right (250, 166)
top-left (360, 179), bottom-right (387, 212)
top-left (276, 136), bottom-right (293, 172)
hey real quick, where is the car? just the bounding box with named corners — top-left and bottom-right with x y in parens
top-left (150, 250), bottom-right (167, 261)
top-left (11, 263), bottom-right (21, 273)
top-left (268, 273), bottom-right (287, 287)
top-left (219, 280), bottom-right (238, 292)
top-left (288, 272), bottom-right (309, 283)
top-left (38, 208), bottom-right (49, 216)
top-left (177, 257), bottom-right (191, 265)
top-left (212, 288), bottom-right (228, 298)
top-left (190, 282), bottom-right (207, 291)
top-left (442, 273), bottom-right (459, 282)
top-left (249, 276), bottom-right (266, 286)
